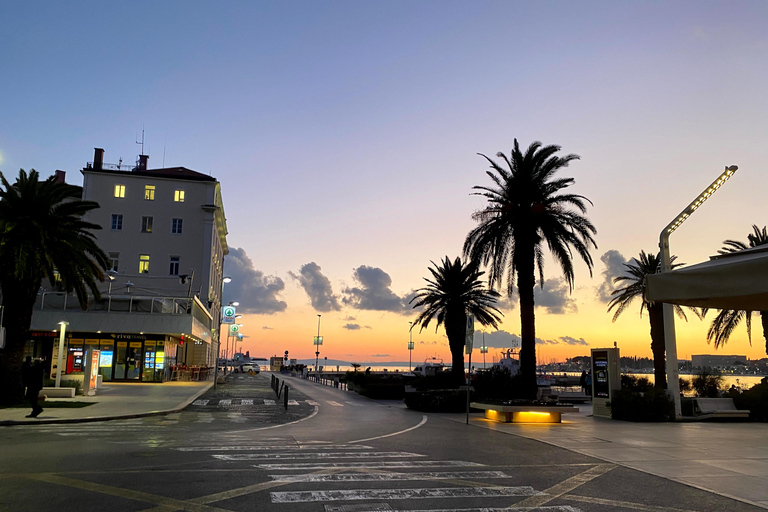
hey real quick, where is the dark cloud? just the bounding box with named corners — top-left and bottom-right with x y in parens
top-left (534, 278), bottom-right (577, 314)
top-left (597, 250), bottom-right (629, 302)
top-left (289, 262), bottom-right (341, 312)
top-left (471, 330), bottom-right (521, 349)
top-left (224, 247), bottom-right (287, 314)
top-left (343, 323), bottom-right (361, 330)
top-left (342, 266), bottom-right (409, 313)
top-left (536, 336), bottom-right (590, 346)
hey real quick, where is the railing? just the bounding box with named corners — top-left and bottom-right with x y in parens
top-left (87, 161), bottom-right (137, 171)
top-left (38, 291), bottom-right (193, 314)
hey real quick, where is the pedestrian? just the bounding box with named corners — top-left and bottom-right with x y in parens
top-left (584, 371), bottom-right (592, 397)
top-left (22, 357), bottom-right (45, 418)
top-left (579, 370), bottom-right (587, 393)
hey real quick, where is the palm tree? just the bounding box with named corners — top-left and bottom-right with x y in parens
top-left (707, 225), bottom-right (768, 356)
top-left (463, 140), bottom-right (596, 397)
top-left (0, 169), bottom-right (108, 405)
top-left (410, 256), bottom-right (503, 382)
top-left (607, 251), bottom-right (694, 389)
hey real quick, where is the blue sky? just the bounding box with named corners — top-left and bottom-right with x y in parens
top-left (2, 1), bottom-right (768, 361)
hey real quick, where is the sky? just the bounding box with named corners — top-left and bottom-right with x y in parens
top-left (2, 1), bottom-right (768, 365)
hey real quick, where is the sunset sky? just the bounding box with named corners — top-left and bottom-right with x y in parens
top-left (2, 1), bottom-right (768, 364)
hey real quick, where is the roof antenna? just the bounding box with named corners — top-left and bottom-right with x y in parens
top-left (136, 128), bottom-right (145, 154)
top-left (162, 131), bottom-right (168, 168)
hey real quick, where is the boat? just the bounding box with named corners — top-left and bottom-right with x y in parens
top-left (492, 349), bottom-right (554, 386)
top-left (409, 357), bottom-right (449, 377)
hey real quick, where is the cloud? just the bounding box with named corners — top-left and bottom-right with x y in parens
top-left (262, 326), bottom-right (274, 330)
top-left (371, 354), bottom-right (390, 358)
top-left (534, 278), bottom-right (577, 314)
top-left (289, 262), bottom-right (341, 312)
top-left (343, 323), bottom-right (361, 330)
top-left (224, 247), bottom-right (287, 314)
top-left (597, 250), bottom-right (629, 302)
top-left (471, 329), bottom-right (520, 349)
top-left (536, 336), bottom-right (590, 346)
top-left (342, 266), bottom-right (409, 313)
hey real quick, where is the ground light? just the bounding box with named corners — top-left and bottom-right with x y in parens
top-left (659, 165), bottom-right (737, 419)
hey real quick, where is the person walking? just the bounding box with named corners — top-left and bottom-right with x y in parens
top-left (22, 356), bottom-right (45, 418)
top-left (579, 370), bottom-right (587, 394)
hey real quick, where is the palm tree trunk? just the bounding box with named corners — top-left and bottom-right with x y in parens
top-left (761, 311), bottom-right (768, 357)
top-left (648, 303), bottom-right (667, 389)
top-left (445, 307), bottom-right (466, 384)
top-left (517, 245), bottom-right (538, 399)
top-left (0, 281), bottom-right (38, 405)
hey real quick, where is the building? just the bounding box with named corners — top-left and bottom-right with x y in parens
top-left (691, 354), bottom-right (748, 370)
top-left (28, 148), bottom-right (228, 383)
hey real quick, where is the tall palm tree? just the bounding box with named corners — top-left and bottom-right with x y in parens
top-left (707, 225), bottom-right (768, 356)
top-left (463, 139), bottom-right (597, 397)
top-left (0, 169), bottom-right (108, 405)
top-left (410, 256), bottom-right (503, 382)
top-left (607, 251), bottom-right (694, 389)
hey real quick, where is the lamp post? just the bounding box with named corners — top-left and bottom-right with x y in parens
top-left (55, 321), bottom-right (69, 388)
top-left (480, 331), bottom-right (488, 370)
top-left (408, 321), bottom-right (414, 371)
top-left (659, 165), bottom-right (737, 420)
top-left (213, 276), bottom-right (231, 390)
top-left (314, 314), bottom-right (322, 372)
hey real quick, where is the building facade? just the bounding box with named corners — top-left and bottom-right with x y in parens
top-left (29, 148), bottom-right (228, 383)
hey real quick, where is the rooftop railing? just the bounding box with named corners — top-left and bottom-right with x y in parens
top-left (37, 292), bottom-right (193, 315)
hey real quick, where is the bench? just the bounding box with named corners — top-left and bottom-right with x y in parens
top-left (470, 402), bottom-right (578, 423)
top-left (689, 398), bottom-right (749, 420)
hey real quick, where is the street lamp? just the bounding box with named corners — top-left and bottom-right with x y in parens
top-left (408, 321), bottom-right (414, 371)
top-left (314, 314), bottom-right (322, 372)
top-left (659, 165), bottom-right (737, 420)
top-left (213, 276), bottom-right (231, 389)
top-left (480, 331), bottom-right (489, 370)
top-left (55, 321), bottom-right (69, 388)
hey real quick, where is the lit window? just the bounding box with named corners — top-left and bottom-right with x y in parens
top-left (141, 216), bottom-right (153, 233)
top-left (174, 190), bottom-right (185, 202)
top-left (169, 256), bottom-right (180, 276)
top-left (139, 254), bottom-right (150, 274)
top-left (144, 185), bottom-right (155, 201)
top-left (171, 218), bottom-right (183, 234)
top-left (108, 252), bottom-right (119, 272)
top-left (114, 184), bottom-right (125, 198)
top-left (111, 214), bottom-right (123, 231)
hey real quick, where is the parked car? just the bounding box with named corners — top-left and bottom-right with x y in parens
top-left (236, 363), bottom-right (260, 375)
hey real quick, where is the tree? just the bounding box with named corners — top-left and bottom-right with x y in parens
top-left (0, 169), bottom-right (108, 405)
top-left (707, 225), bottom-right (768, 356)
top-left (463, 139), bottom-right (596, 397)
top-left (410, 256), bottom-right (502, 382)
top-left (607, 250), bottom-right (694, 389)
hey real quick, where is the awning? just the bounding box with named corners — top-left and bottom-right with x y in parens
top-left (645, 245), bottom-right (768, 310)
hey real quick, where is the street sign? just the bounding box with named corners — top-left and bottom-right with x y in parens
top-left (313, 336), bottom-right (323, 346)
top-left (229, 324), bottom-right (239, 334)
top-left (222, 305), bottom-right (236, 324)
top-left (465, 314), bottom-right (474, 354)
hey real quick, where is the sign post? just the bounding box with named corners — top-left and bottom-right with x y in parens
top-left (465, 314), bottom-right (474, 425)
top-left (222, 306), bottom-right (236, 324)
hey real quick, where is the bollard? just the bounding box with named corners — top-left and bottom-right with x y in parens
top-left (278, 381), bottom-right (284, 399)
top-left (284, 386), bottom-right (289, 410)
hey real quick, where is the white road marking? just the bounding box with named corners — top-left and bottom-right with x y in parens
top-left (271, 486), bottom-right (543, 503)
top-left (227, 412), bottom-right (247, 423)
top-left (240, 399), bottom-right (253, 405)
top-left (288, 400), bottom-right (300, 405)
top-left (256, 461), bottom-right (484, 470)
top-left (345, 401), bottom-right (363, 406)
top-left (350, 415), bottom-right (428, 444)
top-left (191, 399), bottom-right (209, 406)
top-left (327, 401), bottom-right (344, 406)
top-left (195, 413), bottom-right (214, 423)
top-left (306, 400), bottom-right (320, 406)
top-left (219, 399), bottom-right (232, 407)
top-left (214, 451), bottom-right (423, 461)
top-left (384, 508), bottom-right (581, 512)
top-left (269, 471), bottom-right (511, 482)
top-left (229, 405), bottom-right (320, 432)
top-left (174, 444), bottom-right (372, 452)
top-left (264, 399), bottom-right (276, 406)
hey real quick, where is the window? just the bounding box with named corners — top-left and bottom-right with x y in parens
top-left (144, 185), bottom-right (155, 201)
top-left (110, 214), bottom-right (123, 231)
top-left (108, 252), bottom-right (119, 272)
top-left (141, 216), bottom-right (153, 233)
top-left (169, 256), bottom-right (180, 276)
top-left (139, 255), bottom-right (150, 274)
top-left (171, 218), bottom-right (183, 234)
top-left (174, 190), bottom-right (185, 202)
top-left (114, 184), bottom-right (125, 198)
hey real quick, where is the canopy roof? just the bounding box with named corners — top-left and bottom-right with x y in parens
top-left (645, 245), bottom-right (768, 310)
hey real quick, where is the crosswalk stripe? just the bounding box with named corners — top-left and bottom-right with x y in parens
top-left (219, 399), bottom-right (232, 406)
top-left (214, 451), bottom-right (423, 461)
top-left (345, 401), bottom-right (363, 406)
top-left (195, 413), bottom-right (214, 423)
top-left (271, 486), bottom-right (542, 503)
top-left (174, 444), bottom-right (372, 452)
top-left (256, 461), bottom-right (484, 470)
top-left (192, 399), bottom-right (209, 406)
top-left (327, 401), bottom-right (343, 406)
top-left (306, 400), bottom-right (320, 406)
top-left (264, 399), bottom-right (276, 406)
top-left (240, 399), bottom-right (253, 405)
top-left (227, 412), bottom-right (247, 423)
top-left (269, 471), bottom-right (511, 482)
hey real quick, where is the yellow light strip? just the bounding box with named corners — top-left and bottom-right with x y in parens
top-left (666, 166), bottom-right (737, 234)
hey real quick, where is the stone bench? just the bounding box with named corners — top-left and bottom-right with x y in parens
top-left (690, 398), bottom-right (749, 420)
top-left (471, 402), bottom-right (578, 423)
top-left (41, 387), bottom-right (76, 398)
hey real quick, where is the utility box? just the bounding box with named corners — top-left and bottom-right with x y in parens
top-left (591, 347), bottom-right (621, 418)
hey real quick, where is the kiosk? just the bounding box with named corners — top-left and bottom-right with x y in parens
top-left (591, 346), bottom-right (621, 418)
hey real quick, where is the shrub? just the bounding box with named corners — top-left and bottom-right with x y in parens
top-left (691, 369), bottom-right (723, 398)
top-left (726, 379), bottom-right (768, 421)
top-left (345, 371), bottom-right (404, 399)
top-left (608, 388), bottom-right (674, 422)
top-left (620, 374), bottom-right (653, 392)
top-left (404, 389), bottom-right (466, 412)
top-left (472, 367), bottom-right (528, 400)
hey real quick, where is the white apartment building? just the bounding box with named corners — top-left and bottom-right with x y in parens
top-left (29, 148), bottom-right (228, 383)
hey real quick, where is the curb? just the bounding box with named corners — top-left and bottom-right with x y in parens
top-left (0, 381), bottom-right (214, 427)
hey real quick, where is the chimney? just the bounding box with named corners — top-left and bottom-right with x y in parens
top-left (138, 154), bottom-right (149, 171)
top-left (54, 170), bottom-right (66, 183)
top-left (93, 148), bottom-right (104, 170)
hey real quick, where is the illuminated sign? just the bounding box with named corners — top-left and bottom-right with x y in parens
top-left (99, 351), bottom-right (113, 367)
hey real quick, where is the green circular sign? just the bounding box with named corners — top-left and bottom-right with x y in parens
top-left (229, 324), bottom-right (239, 333)
top-left (223, 306), bottom-right (236, 317)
